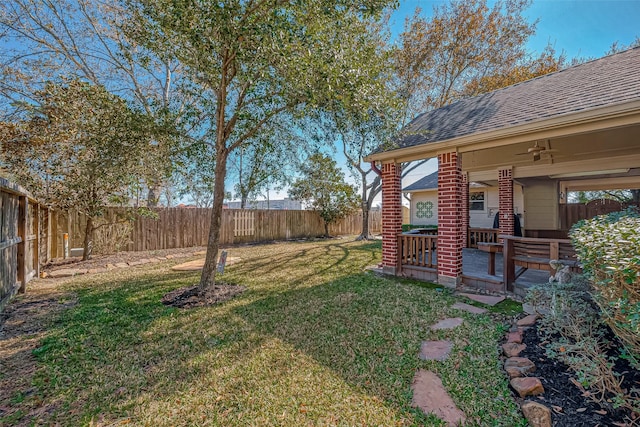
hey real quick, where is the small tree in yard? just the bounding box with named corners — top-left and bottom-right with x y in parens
top-left (1, 79), bottom-right (151, 260)
top-left (290, 153), bottom-right (360, 238)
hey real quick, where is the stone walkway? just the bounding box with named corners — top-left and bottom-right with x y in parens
top-left (410, 293), bottom-right (551, 426)
top-left (410, 297), bottom-right (495, 426)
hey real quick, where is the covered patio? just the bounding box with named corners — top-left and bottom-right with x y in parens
top-left (367, 47), bottom-right (640, 294)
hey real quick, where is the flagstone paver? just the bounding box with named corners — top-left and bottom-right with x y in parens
top-left (517, 314), bottom-right (538, 327)
top-left (458, 293), bottom-right (505, 306)
top-left (419, 340), bottom-right (454, 361)
top-left (452, 302), bottom-right (487, 314)
top-left (430, 317), bottom-right (464, 331)
top-left (411, 370), bottom-right (467, 426)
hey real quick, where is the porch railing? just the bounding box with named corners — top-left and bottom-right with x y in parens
top-left (468, 227), bottom-right (499, 248)
top-left (397, 233), bottom-right (437, 272)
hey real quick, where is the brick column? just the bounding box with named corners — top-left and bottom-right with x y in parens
top-left (381, 162), bottom-right (402, 274)
top-left (499, 168), bottom-right (514, 237)
top-left (461, 173), bottom-right (469, 248)
top-left (437, 151), bottom-right (464, 288)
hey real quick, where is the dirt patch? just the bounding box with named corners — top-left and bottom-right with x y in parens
top-left (161, 283), bottom-right (246, 308)
top-left (0, 280), bottom-right (76, 425)
top-left (42, 246), bottom-right (206, 273)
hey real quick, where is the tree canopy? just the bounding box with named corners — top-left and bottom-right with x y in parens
top-left (1, 79), bottom-right (152, 258)
top-left (289, 153), bottom-right (360, 237)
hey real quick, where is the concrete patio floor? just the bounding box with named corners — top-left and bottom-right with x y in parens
top-left (462, 248), bottom-right (551, 292)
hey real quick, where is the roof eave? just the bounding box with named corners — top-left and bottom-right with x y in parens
top-left (365, 98), bottom-right (640, 164)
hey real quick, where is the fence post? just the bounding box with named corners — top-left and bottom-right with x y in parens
top-left (17, 195), bottom-right (28, 293)
top-left (35, 204), bottom-right (40, 278)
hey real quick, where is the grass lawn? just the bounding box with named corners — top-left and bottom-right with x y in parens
top-left (3, 238), bottom-right (526, 426)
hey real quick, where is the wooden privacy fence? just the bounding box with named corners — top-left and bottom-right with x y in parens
top-left (57, 208), bottom-right (382, 254)
top-left (0, 178), bottom-right (51, 310)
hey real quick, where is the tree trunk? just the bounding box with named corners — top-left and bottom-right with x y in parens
top-left (324, 221), bottom-right (329, 238)
top-left (82, 215), bottom-right (93, 260)
top-left (146, 184), bottom-right (161, 207)
top-left (199, 149), bottom-right (228, 289)
top-left (240, 194), bottom-right (247, 209)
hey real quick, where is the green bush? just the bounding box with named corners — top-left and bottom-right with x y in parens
top-left (570, 208), bottom-right (640, 362)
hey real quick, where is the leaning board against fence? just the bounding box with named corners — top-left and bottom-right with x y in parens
top-left (0, 177), bottom-right (50, 310)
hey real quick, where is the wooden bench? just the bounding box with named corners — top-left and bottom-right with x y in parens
top-left (502, 235), bottom-right (581, 292)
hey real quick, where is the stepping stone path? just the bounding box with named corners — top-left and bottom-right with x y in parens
top-left (430, 317), bottom-right (464, 331)
top-left (458, 292), bottom-right (505, 306)
top-left (451, 302), bottom-right (487, 314)
top-left (419, 340), bottom-right (453, 361)
top-left (411, 299), bottom-right (490, 426)
top-left (411, 370), bottom-right (467, 427)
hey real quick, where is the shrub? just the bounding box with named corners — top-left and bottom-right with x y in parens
top-left (570, 208), bottom-right (640, 362)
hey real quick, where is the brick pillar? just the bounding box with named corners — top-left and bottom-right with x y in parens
top-left (381, 162), bottom-right (402, 274)
top-left (499, 168), bottom-right (514, 237)
top-left (461, 173), bottom-right (469, 248)
top-left (437, 151), bottom-right (463, 288)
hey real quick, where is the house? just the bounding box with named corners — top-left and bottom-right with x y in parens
top-left (366, 47), bottom-right (640, 291)
top-left (403, 171), bottom-right (524, 229)
top-left (226, 198), bottom-right (302, 210)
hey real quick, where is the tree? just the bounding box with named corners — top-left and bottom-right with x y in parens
top-left (231, 116), bottom-right (301, 209)
top-left (0, 0), bottom-right (181, 205)
top-left (129, 0), bottom-right (396, 289)
top-left (1, 79), bottom-right (151, 259)
top-left (289, 153), bottom-right (360, 237)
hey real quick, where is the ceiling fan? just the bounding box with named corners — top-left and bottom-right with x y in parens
top-left (516, 140), bottom-right (558, 161)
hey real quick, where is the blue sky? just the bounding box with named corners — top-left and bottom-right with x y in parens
top-left (391, 0), bottom-right (640, 60)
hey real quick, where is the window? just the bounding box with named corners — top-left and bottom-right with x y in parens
top-left (469, 191), bottom-right (485, 211)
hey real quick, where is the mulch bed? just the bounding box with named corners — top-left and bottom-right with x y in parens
top-left (161, 283), bottom-right (246, 308)
top-left (520, 324), bottom-right (639, 426)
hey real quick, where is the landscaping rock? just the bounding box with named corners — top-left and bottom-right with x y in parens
top-left (115, 262), bottom-right (129, 268)
top-left (517, 314), bottom-right (538, 327)
top-left (507, 329), bottom-right (523, 344)
top-left (431, 318), bottom-right (464, 331)
top-left (419, 341), bottom-right (453, 361)
top-left (504, 357), bottom-right (536, 378)
top-left (502, 343), bottom-right (527, 357)
top-left (458, 293), bottom-right (505, 306)
top-left (452, 302), bottom-right (487, 314)
top-left (510, 377), bottom-right (544, 398)
top-left (411, 370), bottom-right (467, 426)
top-left (521, 401), bottom-right (552, 427)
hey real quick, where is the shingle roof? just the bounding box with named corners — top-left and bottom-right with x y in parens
top-left (403, 171), bottom-right (438, 192)
top-left (395, 47), bottom-right (640, 150)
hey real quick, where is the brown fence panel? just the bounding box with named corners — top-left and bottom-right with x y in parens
top-left (1, 177), bottom-right (49, 310)
top-left (560, 200), bottom-right (626, 230)
top-left (59, 208), bottom-right (382, 255)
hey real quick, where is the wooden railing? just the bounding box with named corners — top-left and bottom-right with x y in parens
top-left (468, 227), bottom-right (499, 248)
top-left (397, 233), bottom-right (437, 272)
top-left (502, 235), bottom-right (580, 292)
